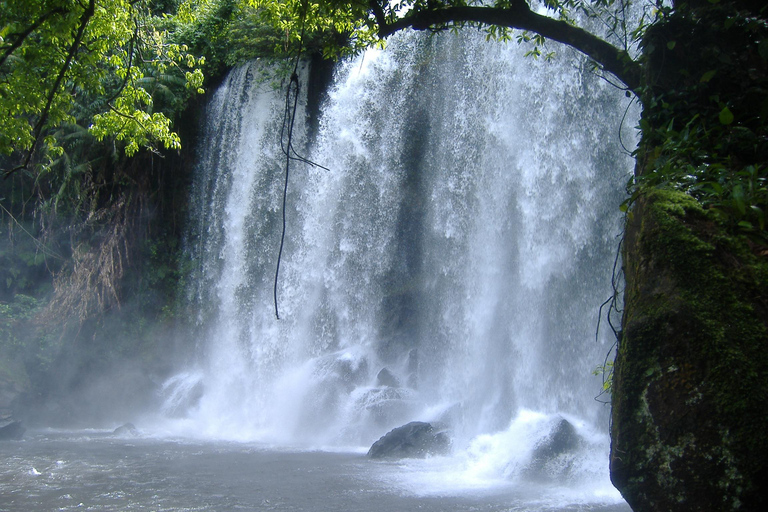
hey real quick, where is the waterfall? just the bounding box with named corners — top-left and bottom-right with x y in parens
top-left (165, 30), bottom-right (636, 492)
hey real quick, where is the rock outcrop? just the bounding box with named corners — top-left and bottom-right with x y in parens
top-left (523, 418), bottom-right (581, 482)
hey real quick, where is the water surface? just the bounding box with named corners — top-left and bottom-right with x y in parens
top-left (1, 430), bottom-right (630, 511)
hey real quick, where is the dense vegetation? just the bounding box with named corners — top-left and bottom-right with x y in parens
top-left (0, 0), bottom-right (276, 422)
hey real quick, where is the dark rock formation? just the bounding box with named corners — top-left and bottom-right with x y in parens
top-left (113, 422), bottom-right (139, 436)
top-left (376, 368), bottom-right (400, 388)
top-left (0, 421), bottom-right (25, 440)
top-left (612, 190), bottom-right (768, 511)
top-left (523, 418), bottom-right (581, 481)
top-left (368, 421), bottom-right (450, 459)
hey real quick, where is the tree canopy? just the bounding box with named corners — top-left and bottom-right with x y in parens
top-left (2, 0), bottom-right (765, 235)
top-left (0, 0), bottom-right (205, 176)
top-left (252, 0), bottom-right (649, 89)
top-left (0, 0), bottom-right (671, 179)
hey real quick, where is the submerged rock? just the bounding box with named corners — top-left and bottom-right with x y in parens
top-left (113, 422), bottom-right (139, 436)
top-left (367, 421), bottom-right (450, 459)
top-left (0, 420), bottom-right (25, 440)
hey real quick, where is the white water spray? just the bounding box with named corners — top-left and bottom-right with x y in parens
top-left (165, 30), bottom-right (636, 501)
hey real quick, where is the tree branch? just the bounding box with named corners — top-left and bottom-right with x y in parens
top-left (0, 8), bottom-right (66, 70)
top-left (376, 5), bottom-right (642, 92)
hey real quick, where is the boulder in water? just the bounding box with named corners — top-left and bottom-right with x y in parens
top-left (113, 422), bottom-right (139, 436)
top-left (523, 418), bottom-right (582, 481)
top-left (0, 421), bottom-right (25, 440)
top-left (368, 421), bottom-right (450, 459)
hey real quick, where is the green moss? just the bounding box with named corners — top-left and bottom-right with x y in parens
top-left (613, 188), bottom-right (768, 510)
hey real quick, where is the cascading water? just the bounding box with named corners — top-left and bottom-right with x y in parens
top-left (164, 29), bottom-right (636, 502)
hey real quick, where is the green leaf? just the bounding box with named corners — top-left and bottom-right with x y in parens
top-left (732, 184), bottom-right (746, 215)
top-left (719, 106), bottom-right (734, 125)
top-left (666, 41), bottom-right (676, 50)
top-left (700, 70), bottom-right (717, 83)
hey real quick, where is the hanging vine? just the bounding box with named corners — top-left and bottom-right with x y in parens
top-left (273, 0), bottom-right (330, 320)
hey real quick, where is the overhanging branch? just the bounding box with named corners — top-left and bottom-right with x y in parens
top-left (0, 8), bottom-right (66, 70)
top-left (375, 5), bottom-right (641, 92)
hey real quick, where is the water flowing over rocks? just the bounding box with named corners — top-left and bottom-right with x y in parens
top-left (162, 27), bottom-right (636, 505)
top-left (367, 421), bottom-right (451, 459)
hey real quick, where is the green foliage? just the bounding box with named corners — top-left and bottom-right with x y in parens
top-left (593, 360), bottom-right (614, 395)
top-left (0, 294), bottom-right (41, 349)
top-left (0, 0), bottom-right (206, 171)
top-left (626, 3), bottom-right (768, 242)
top-left (245, 0), bottom-right (383, 58)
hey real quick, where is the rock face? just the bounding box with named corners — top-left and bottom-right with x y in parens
top-left (612, 191), bottom-right (768, 511)
top-left (0, 421), bottom-right (25, 440)
top-left (367, 421), bottom-right (450, 459)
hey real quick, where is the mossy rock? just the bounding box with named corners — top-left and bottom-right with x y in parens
top-left (611, 189), bottom-right (768, 511)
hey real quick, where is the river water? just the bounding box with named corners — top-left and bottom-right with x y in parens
top-left (1, 430), bottom-right (629, 511)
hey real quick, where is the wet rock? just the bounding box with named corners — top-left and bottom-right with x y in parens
top-left (376, 368), bottom-right (400, 388)
top-left (356, 387), bottom-right (418, 427)
top-left (406, 349), bottom-right (419, 388)
top-left (161, 374), bottom-right (204, 418)
top-left (523, 418), bottom-right (581, 481)
top-left (613, 190), bottom-right (768, 511)
top-left (113, 422), bottom-right (139, 436)
top-left (0, 420), bottom-right (25, 440)
top-left (316, 353), bottom-right (369, 392)
top-left (368, 421), bottom-right (450, 459)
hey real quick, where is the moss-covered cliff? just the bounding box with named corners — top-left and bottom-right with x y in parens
top-left (611, 1), bottom-right (768, 510)
top-left (612, 189), bottom-right (768, 510)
